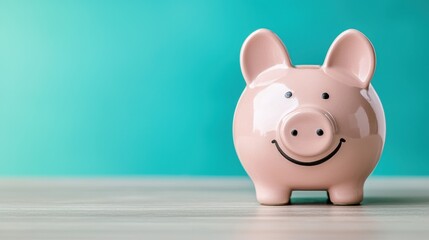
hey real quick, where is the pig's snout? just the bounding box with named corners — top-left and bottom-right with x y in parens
top-left (279, 108), bottom-right (336, 157)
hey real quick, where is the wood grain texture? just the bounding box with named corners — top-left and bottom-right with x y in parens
top-left (0, 177), bottom-right (427, 240)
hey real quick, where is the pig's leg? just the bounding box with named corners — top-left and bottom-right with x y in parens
top-left (254, 184), bottom-right (291, 205)
top-left (328, 183), bottom-right (364, 205)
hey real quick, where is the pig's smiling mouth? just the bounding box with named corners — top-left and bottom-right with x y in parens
top-left (271, 138), bottom-right (346, 166)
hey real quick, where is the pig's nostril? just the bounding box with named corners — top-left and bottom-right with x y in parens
top-left (316, 129), bottom-right (324, 136)
top-left (291, 129), bottom-right (298, 136)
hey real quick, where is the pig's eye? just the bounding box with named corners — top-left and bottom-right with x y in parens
top-left (321, 92), bottom-right (329, 99)
top-left (285, 91), bottom-right (293, 98)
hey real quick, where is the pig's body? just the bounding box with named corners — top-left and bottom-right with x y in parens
top-left (233, 29), bottom-right (385, 205)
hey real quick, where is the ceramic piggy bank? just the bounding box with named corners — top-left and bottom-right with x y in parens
top-left (233, 29), bottom-right (385, 205)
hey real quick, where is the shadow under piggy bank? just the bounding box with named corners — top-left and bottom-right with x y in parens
top-left (287, 191), bottom-right (429, 206)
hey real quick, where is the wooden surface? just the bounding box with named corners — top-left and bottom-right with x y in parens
top-left (0, 177), bottom-right (428, 240)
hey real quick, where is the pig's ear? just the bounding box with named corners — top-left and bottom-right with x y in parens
top-left (240, 29), bottom-right (292, 84)
top-left (323, 29), bottom-right (375, 89)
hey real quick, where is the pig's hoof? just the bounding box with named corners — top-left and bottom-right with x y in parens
top-left (258, 197), bottom-right (290, 206)
top-left (328, 186), bottom-right (363, 205)
top-left (255, 188), bottom-right (291, 206)
top-left (258, 197), bottom-right (289, 206)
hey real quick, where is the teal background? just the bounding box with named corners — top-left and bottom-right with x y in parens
top-left (0, 0), bottom-right (428, 176)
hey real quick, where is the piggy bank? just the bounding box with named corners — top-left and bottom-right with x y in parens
top-left (233, 29), bottom-right (385, 205)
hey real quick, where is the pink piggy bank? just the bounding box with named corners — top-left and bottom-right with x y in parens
top-left (233, 29), bottom-right (385, 205)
